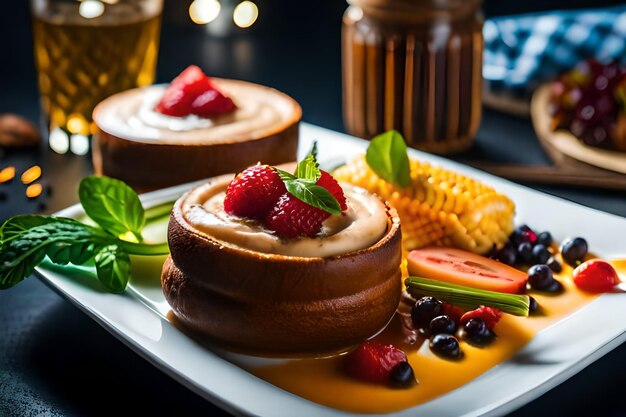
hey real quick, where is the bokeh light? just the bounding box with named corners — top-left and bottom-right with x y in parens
top-left (233, 1), bottom-right (258, 28)
top-left (49, 128), bottom-right (69, 154)
top-left (189, 0), bottom-right (221, 25)
top-left (79, 0), bottom-right (105, 19)
top-left (70, 134), bottom-right (90, 155)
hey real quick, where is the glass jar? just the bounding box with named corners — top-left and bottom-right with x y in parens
top-left (342, 0), bottom-right (483, 154)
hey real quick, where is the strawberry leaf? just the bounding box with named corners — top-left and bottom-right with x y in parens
top-left (365, 130), bottom-right (411, 187)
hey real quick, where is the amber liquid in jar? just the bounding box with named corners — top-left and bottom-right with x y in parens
top-left (342, 0), bottom-right (483, 154)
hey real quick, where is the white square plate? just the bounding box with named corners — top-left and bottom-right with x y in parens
top-left (35, 123), bottom-right (626, 417)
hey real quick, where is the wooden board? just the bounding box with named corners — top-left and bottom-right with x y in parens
top-left (472, 85), bottom-right (626, 191)
top-left (531, 85), bottom-right (626, 175)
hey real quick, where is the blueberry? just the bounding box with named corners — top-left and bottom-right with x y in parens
top-left (547, 257), bottom-right (562, 273)
top-left (528, 296), bottom-right (539, 314)
top-left (509, 229), bottom-right (528, 246)
top-left (463, 318), bottom-right (496, 346)
top-left (494, 244), bottom-right (517, 266)
top-left (544, 279), bottom-right (564, 294)
top-left (536, 231), bottom-right (553, 247)
top-left (430, 334), bottom-right (462, 359)
top-left (429, 315), bottom-right (457, 335)
top-left (390, 361), bottom-right (416, 387)
top-left (411, 297), bottom-right (442, 329)
top-left (517, 242), bottom-right (534, 264)
top-left (527, 264), bottom-right (554, 290)
top-left (560, 237), bottom-right (588, 267)
top-left (532, 244), bottom-right (551, 264)
top-left (510, 225), bottom-right (537, 246)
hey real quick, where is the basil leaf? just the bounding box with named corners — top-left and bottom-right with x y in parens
top-left (295, 142), bottom-right (321, 181)
top-left (47, 241), bottom-right (99, 266)
top-left (365, 130), bottom-right (411, 187)
top-left (1, 215), bottom-right (58, 241)
top-left (283, 180), bottom-right (342, 216)
top-left (0, 219), bottom-right (107, 289)
top-left (94, 245), bottom-right (130, 293)
top-left (79, 176), bottom-right (145, 241)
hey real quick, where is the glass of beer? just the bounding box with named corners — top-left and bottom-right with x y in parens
top-left (30, 0), bottom-right (163, 154)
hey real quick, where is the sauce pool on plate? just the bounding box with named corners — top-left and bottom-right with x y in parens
top-left (247, 262), bottom-right (610, 414)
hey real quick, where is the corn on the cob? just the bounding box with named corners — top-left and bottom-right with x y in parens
top-left (333, 156), bottom-right (515, 254)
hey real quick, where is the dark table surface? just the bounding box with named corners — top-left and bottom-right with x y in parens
top-left (2, 1), bottom-right (626, 416)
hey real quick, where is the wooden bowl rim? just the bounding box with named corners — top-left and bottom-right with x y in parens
top-left (93, 78), bottom-right (302, 145)
top-left (171, 175), bottom-right (401, 264)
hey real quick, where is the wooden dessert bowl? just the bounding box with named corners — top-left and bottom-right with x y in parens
top-left (161, 176), bottom-right (403, 354)
top-left (92, 79), bottom-right (301, 192)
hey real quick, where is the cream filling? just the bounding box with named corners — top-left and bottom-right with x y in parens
top-left (183, 183), bottom-right (388, 258)
top-left (95, 80), bottom-right (297, 144)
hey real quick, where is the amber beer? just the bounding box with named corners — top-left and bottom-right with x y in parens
top-left (31, 0), bottom-right (162, 147)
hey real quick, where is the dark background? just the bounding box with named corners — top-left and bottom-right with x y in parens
top-left (1, 0), bottom-right (626, 416)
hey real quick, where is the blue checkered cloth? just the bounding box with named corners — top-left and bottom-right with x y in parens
top-left (483, 6), bottom-right (626, 100)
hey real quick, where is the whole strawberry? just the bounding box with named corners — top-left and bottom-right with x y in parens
top-left (573, 259), bottom-right (621, 293)
top-left (317, 170), bottom-right (348, 211)
top-left (265, 193), bottom-right (331, 238)
top-left (155, 65), bottom-right (236, 117)
top-left (223, 165), bottom-right (286, 220)
top-left (265, 169), bottom-right (347, 238)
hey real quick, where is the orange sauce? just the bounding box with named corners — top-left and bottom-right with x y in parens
top-left (248, 262), bottom-right (610, 414)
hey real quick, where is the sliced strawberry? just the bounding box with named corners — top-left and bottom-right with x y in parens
top-left (223, 165), bottom-right (286, 220)
top-left (441, 302), bottom-right (465, 323)
top-left (155, 65), bottom-right (236, 117)
top-left (265, 193), bottom-right (330, 238)
top-left (192, 88), bottom-right (237, 117)
top-left (317, 170), bottom-right (347, 211)
top-left (573, 259), bottom-right (620, 293)
top-left (344, 342), bottom-right (408, 385)
top-left (460, 306), bottom-right (502, 330)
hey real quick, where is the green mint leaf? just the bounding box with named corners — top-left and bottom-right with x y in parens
top-left (0, 217), bottom-right (108, 289)
top-left (295, 142), bottom-right (321, 181)
top-left (278, 144), bottom-right (342, 215)
top-left (365, 130), bottom-right (411, 187)
top-left (283, 180), bottom-right (342, 216)
top-left (94, 245), bottom-right (130, 293)
top-left (79, 176), bottom-right (145, 242)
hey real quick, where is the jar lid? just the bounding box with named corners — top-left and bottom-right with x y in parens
top-left (348, 0), bottom-right (482, 23)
